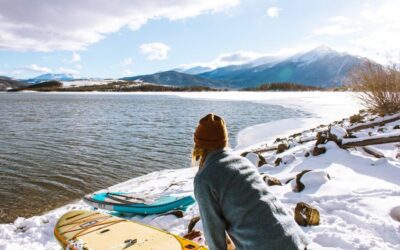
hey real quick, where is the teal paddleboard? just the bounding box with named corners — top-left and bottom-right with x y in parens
top-left (83, 192), bottom-right (195, 214)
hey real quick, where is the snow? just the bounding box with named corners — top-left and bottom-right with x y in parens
top-left (289, 46), bottom-right (339, 65)
top-left (330, 126), bottom-right (348, 140)
top-left (243, 152), bottom-right (260, 166)
top-left (61, 79), bottom-right (124, 87)
top-left (1, 92), bottom-right (400, 250)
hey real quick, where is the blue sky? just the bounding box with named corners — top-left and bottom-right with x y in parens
top-left (0, 0), bottom-right (398, 79)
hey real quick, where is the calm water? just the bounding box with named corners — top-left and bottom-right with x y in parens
top-left (0, 93), bottom-right (309, 223)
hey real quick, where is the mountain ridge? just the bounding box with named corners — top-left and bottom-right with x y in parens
top-left (123, 46), bottom-right (370, 88)
top-left (121, 70), bottom-right (231, 88)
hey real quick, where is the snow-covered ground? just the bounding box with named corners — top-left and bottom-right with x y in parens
top-left (61, 79), bottom-right (123, 87)
top-left (1, 92), bottom-right (400, 250)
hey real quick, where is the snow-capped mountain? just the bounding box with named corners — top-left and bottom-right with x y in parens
top-left (289, 46), bottom-right (347, 65)
top-left (197, 46), bottom-right (368, 88)
top-left (122, 46), bottom-right (368, 89)
top-left (173, 66), bottom-right (213, 75)
top-left (23, 73), bottom-right (75, 84)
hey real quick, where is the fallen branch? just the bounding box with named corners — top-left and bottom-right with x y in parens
top-left (297, 135), bottom-right (317, 144)
top-left (346, 113), bottom-right (400, 132)
top-left (361, 146), bottom-right (385, 158)
top-left (252, 145), bottom-right (279, 154)
top-left (341, 132), bottom-right (400, 148)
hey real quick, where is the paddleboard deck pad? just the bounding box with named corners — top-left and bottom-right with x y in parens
top-left (83, 192), bottom-right (195, 214)
top-left (54, 210), bottom-right (207, 250)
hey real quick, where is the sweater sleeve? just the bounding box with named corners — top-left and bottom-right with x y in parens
top-left (194, 176), bottom-right (227, 250)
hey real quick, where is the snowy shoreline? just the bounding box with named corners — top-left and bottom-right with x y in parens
top-left (1, 92), bottom-right (400, 250)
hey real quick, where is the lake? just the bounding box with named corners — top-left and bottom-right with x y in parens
top-left (0, 92), bottom-right (309, 223)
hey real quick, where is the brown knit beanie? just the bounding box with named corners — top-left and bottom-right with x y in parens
top-left (194, 113), bottom-right (228, 150)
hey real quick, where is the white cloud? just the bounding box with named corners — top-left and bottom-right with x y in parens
top-left (178, 47), bottom-right (309, 69)
top-left (313, 15), bottom-right (358, 36)
top-left (140, 42), bottom-right (170, 60)
top-left (71, 52), bottom-right (81, 62)
top-left (179, 51), bottom-right (262, 69)
top-left (267, 6), bottom-right (281, 18)
top-left (123, 69), bottom-right (133, 76)
top-left (12, 64), bottom-right (52, 76)
top-left (313, 25), bottom-right (356, 36)
top-left (121, 57), bottom-right (133, 66)
top-left (0, 0), bottom-right (239, 52)
top-left (312, 1), bottom-right (400, 63)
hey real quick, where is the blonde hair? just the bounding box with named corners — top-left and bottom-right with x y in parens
top-left (192, 145), bottom-right (208, 168)
top-left (192, 144), bottom-right (227, 168)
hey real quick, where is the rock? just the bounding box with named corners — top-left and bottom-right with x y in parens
top-left (240, 151), bottom-right (249, 157)
top-left (243, 152), bottom-right (259, 166)
top-left (276, 142), bottom-right (289, 154)
top-left (304, 152), bottom-right (310, 157)
top-left (281, 154), bottom-right (295, 165)
top-left (312, 146), bottom-right (326, 156)
top-left (390, 206), bottom-right (400, 222)
top-left (285, 178), bottom-right (294, 184)
top-left (160, 210), bottom-right (184, 218)
top-left (243, 152), bottom-right (267, 167)
top-left (289, 132), bottom-right (302, 138)
top-left (394, 125), bottom-right (400, 129)
top-left (293, 170), bottom-right (330, 192)
top-left (328, 126), bottom-right (348, 141)
top-left (187, 216), bottom-right (201, 233)
top-left (183, 229), bottom-right (202, 240)
top-left (292, 170), bottom-right (312, 192)
top-left (294, 202), bottom-right (320, 226)
top-left (274, 157), bottom-right (282, 166)
top-left (316, 132), bottom-right (327, 145)
top-left (262, 175), bottom-right (282, 186)
top-left (257, 154), bottom-right (267, 167)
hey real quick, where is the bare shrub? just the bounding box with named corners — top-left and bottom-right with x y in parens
top-left (349, 61), bottom-right (400, 115)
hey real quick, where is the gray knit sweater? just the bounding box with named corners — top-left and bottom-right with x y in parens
top-left (194, 149), bottom-right (309, 250)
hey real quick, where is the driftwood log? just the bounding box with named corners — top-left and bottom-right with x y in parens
top-left (341, 133), bottom-right (400, 148)
top-left (253, 145), bottom-right (278, 154)
top-left (362, 146), bottom-right (385, 158)
top-left (346, 113), bottom-right (400, 133)
top-left (248, 114), bottom-right (400, 156)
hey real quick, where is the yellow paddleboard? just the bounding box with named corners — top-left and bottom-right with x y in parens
top-left (54, 210), bottom-right (207, 250)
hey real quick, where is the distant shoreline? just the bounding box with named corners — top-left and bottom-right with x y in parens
top-left (4, 80), bottom-right (348, 93)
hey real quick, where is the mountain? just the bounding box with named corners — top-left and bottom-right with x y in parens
top-left (122, 46), bottom-right (368, 89)
top-left (0, 76), bottom-right (27, 91)
top-left (23, 73), bottom-right (74, 84)
top-left (198, 46), bottom-right (367, 88)
top-left (174, 66), bottom-right (213, 75)
top-left (121, 70), bottom-right (229, 88)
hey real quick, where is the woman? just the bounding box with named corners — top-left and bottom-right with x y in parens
top-left (193, 114), bottom-right (309, 250)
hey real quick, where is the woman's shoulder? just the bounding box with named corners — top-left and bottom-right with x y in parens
top-left (199, 150), bottom-right (255, 179)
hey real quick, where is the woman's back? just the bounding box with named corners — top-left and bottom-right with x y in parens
top-left (194, 149), bottom-right (309, 250)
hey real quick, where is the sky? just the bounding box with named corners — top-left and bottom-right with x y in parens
top-left (0, 0), bottom-right (399, 79)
